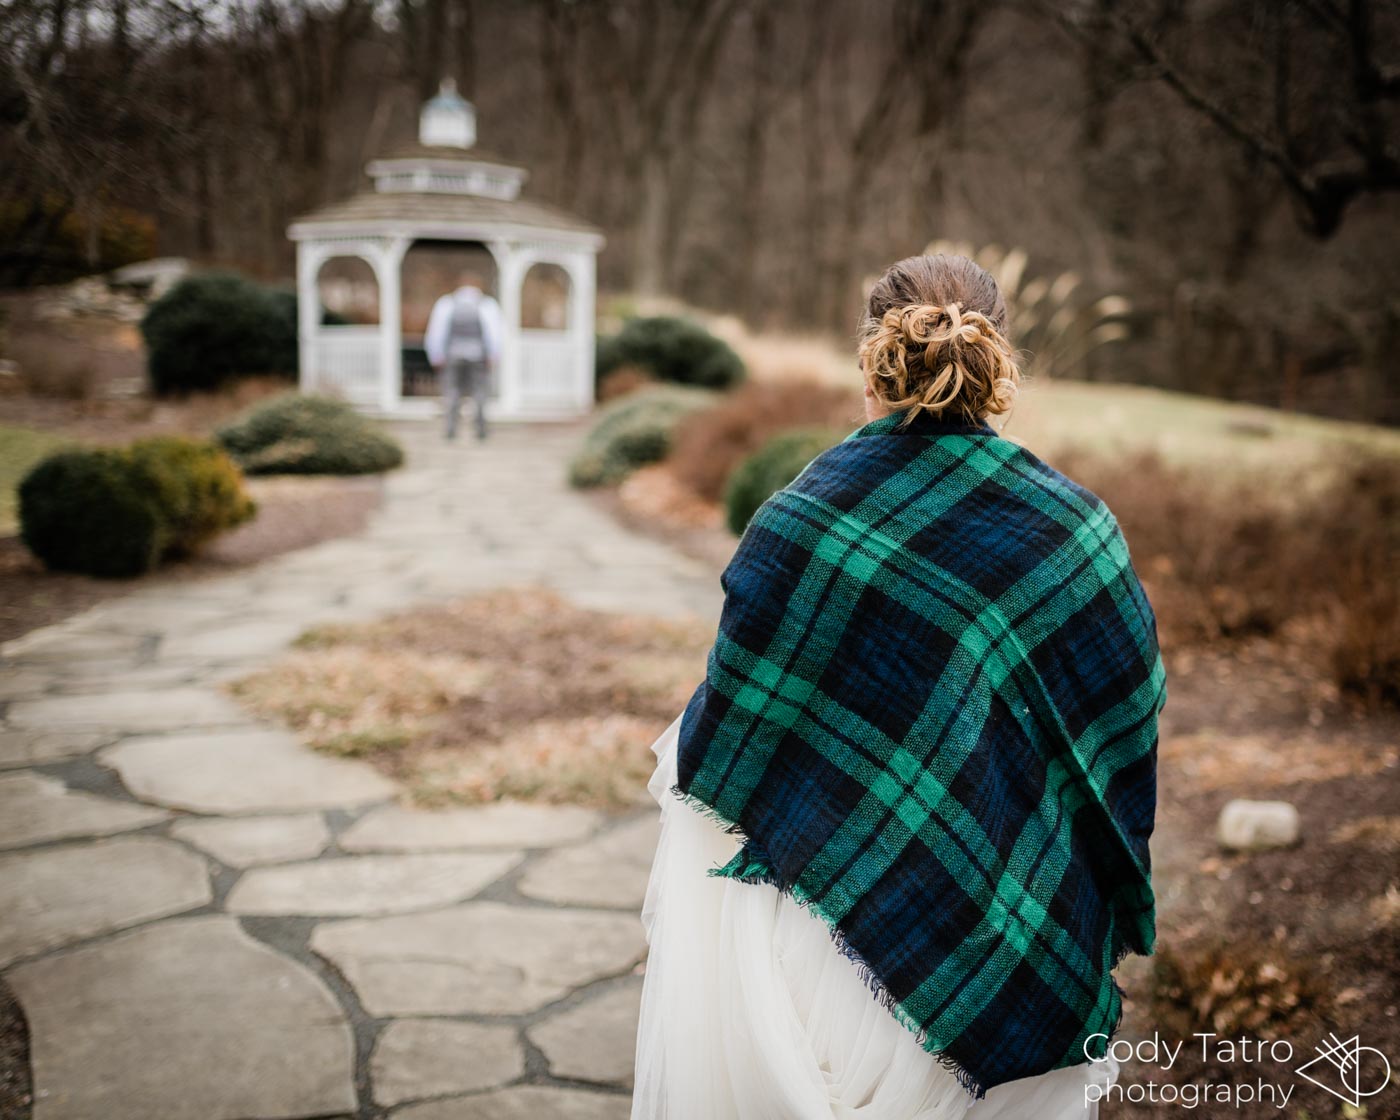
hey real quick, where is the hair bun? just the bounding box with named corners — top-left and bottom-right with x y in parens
top-left (860, 299), bottom-right (1020, 422)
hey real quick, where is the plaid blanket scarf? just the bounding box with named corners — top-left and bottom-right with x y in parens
top-left (674, 406), bottom-right (1166, 1096)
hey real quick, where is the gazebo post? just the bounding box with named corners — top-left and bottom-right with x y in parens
top-left (571, 252), bottom-right (598, 411)
top-left (493, 240), bottom-right (524, 418)
top-left (296, 242), bottom-right (321, 394)
top-left (376, 237), bottom-right (410, 414)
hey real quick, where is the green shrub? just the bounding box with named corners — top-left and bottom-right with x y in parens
top-left (19, 449), bottom-right (166, 577)
top-left (724, 427), bottom-right (843, 535)
top-left (19, 437), bottom-right (258, 577)
top-left (568, 386), bottom-right (715, 488)
top-left (127, 437), bottom-right (256, 554)
top-left (595, 316), bottom-right (745, 391)
top-left (216, 393), bottom-right (404, 475)
top-left (141, 273), bottom-right (298, 396)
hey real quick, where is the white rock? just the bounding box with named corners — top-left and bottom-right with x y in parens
top-left (1218, 799), bottom-right (1301, 851)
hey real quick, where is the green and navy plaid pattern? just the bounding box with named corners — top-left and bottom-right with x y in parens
top-left (675, 407), bottom-right (1165, 1096)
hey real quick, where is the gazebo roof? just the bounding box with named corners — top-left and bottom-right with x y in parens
top-left (289, 81), bottom-right (601, 247)
top-left (288, 190), bottom-right (602, 240)
top-left (367, 142), bottom-right (525, 171)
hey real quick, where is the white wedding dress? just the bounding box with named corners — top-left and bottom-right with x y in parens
top-left (632, 715), bottom-right (1119, 1120)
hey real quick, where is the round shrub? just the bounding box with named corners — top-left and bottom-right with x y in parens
top-left (127, 436), bottom-right (257, 554)
top-left (724, 427), bottom-right (843, 535)
top-left (19, 449), bottom-right (167, 577)
top-left (216, 393), bottom-right (404, 475)
top-left (569, 386), bottom-right (715, 488)
top-left (595, 316), bottom-right (745, 391)
top-left (141, 273), bottom-right (298, 396)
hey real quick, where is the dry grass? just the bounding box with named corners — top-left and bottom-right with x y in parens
top-left (229, 587), bottom-right (713, 809)
top-left (1055, 447), bottom-right (1400, 708)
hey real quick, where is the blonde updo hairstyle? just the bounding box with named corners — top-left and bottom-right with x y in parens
top-left (858, 254), bottom-right (1021, 424)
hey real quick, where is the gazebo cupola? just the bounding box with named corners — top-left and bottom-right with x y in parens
top-left (288, 81), bottom-right (604, 418)
top-left (419, 78), bottom-right (476, 147)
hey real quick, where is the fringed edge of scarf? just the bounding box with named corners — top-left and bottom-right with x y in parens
top-left (666, 780), bottom-right (1137, 1102)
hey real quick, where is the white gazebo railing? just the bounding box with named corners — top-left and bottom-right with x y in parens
top-left (518, 329), bottom-right (587, 413)
top-left (305, 325), bottom-right (381, 407)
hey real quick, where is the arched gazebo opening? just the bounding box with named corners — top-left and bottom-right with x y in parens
top-left (317, 256), bottom-right (381, 324)
top-left (288, 81), bottom-right (602, 419)
top-left (400, 240), bottom-right (497, 398)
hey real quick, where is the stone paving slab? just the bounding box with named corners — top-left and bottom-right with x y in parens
top-left (393, 1086), bottom-right (631, 1120)
top-left (7, 688), bottom-right (248, 733)
top-left (156, 619), bottom-right (311, 663)
top-left (7, 916), bottom-right (355, 1120)
top-left (101, 729), bottom-right (396, 814)
top-left (371, 1020), bottom-right (525, 1107)
top-left (0, 627), bottom-right (146, 662)
top-left (0, 773), bottom-right (169, 850)
top-left (46, 664), bottom-right (200, 695)
top-left (226, 851), bottom-right (524, 916)
top-left (0, 729), bottom-right (108, 770)
top-left (518, 814), bottom-right (659, 909)
top-left (170, 813), bottom-right (330, 867)
top-left (340, 801), bottom-right (600, 852)
top-left (528, 982), bottom-right (643, 1088)
top-left (310, 900), bottom-right (647, 1016)
top-left (0, 837), bottom-right (210, 966)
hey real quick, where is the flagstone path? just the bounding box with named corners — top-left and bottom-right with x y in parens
top-left (0, 422), bottom-right (722, 1120)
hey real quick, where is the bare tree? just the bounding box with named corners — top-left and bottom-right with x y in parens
top-left (1057, 0), bottom-right (1400, 237)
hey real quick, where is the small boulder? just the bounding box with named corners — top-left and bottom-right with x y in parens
top-left (1218, 799), bottom-right (1300, 852)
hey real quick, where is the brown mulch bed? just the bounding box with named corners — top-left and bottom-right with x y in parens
top-left (0, 474), bottom-right (383, 644)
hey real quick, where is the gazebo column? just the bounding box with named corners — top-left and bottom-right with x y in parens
top-left (569, 252), bottom-right (598, 411)
top-left (376, 236), bottom-right (410, 414)
top-left (493, 241), bottom-right (525, 418)
top-left (296, 242), bottom-right (323, 394)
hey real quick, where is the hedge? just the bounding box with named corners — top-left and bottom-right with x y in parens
top-left (595, 316), bottom-right (746, 391)
top-left (19, 437), bottom-right (255, 578)
top-left (568, 386), bottom-right (716, 488)
top-left (724, 427), bottom-right (843, 535)
top-left (216, 393), bottom-right (404, 475)
top-left (141, 273), bottom-right (299, 396)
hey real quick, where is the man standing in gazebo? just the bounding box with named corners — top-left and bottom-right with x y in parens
top-left (424, 269), bottom-right (504, 441)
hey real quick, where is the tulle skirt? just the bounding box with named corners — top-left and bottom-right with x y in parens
top-left (631, 715), bottom-right (1119, 1120)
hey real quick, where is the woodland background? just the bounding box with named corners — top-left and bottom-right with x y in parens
top-left (3, 0), bottom-right (1399, 421)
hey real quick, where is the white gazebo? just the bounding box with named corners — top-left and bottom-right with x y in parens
top-left (288, 82), bottom-right (604, 418)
